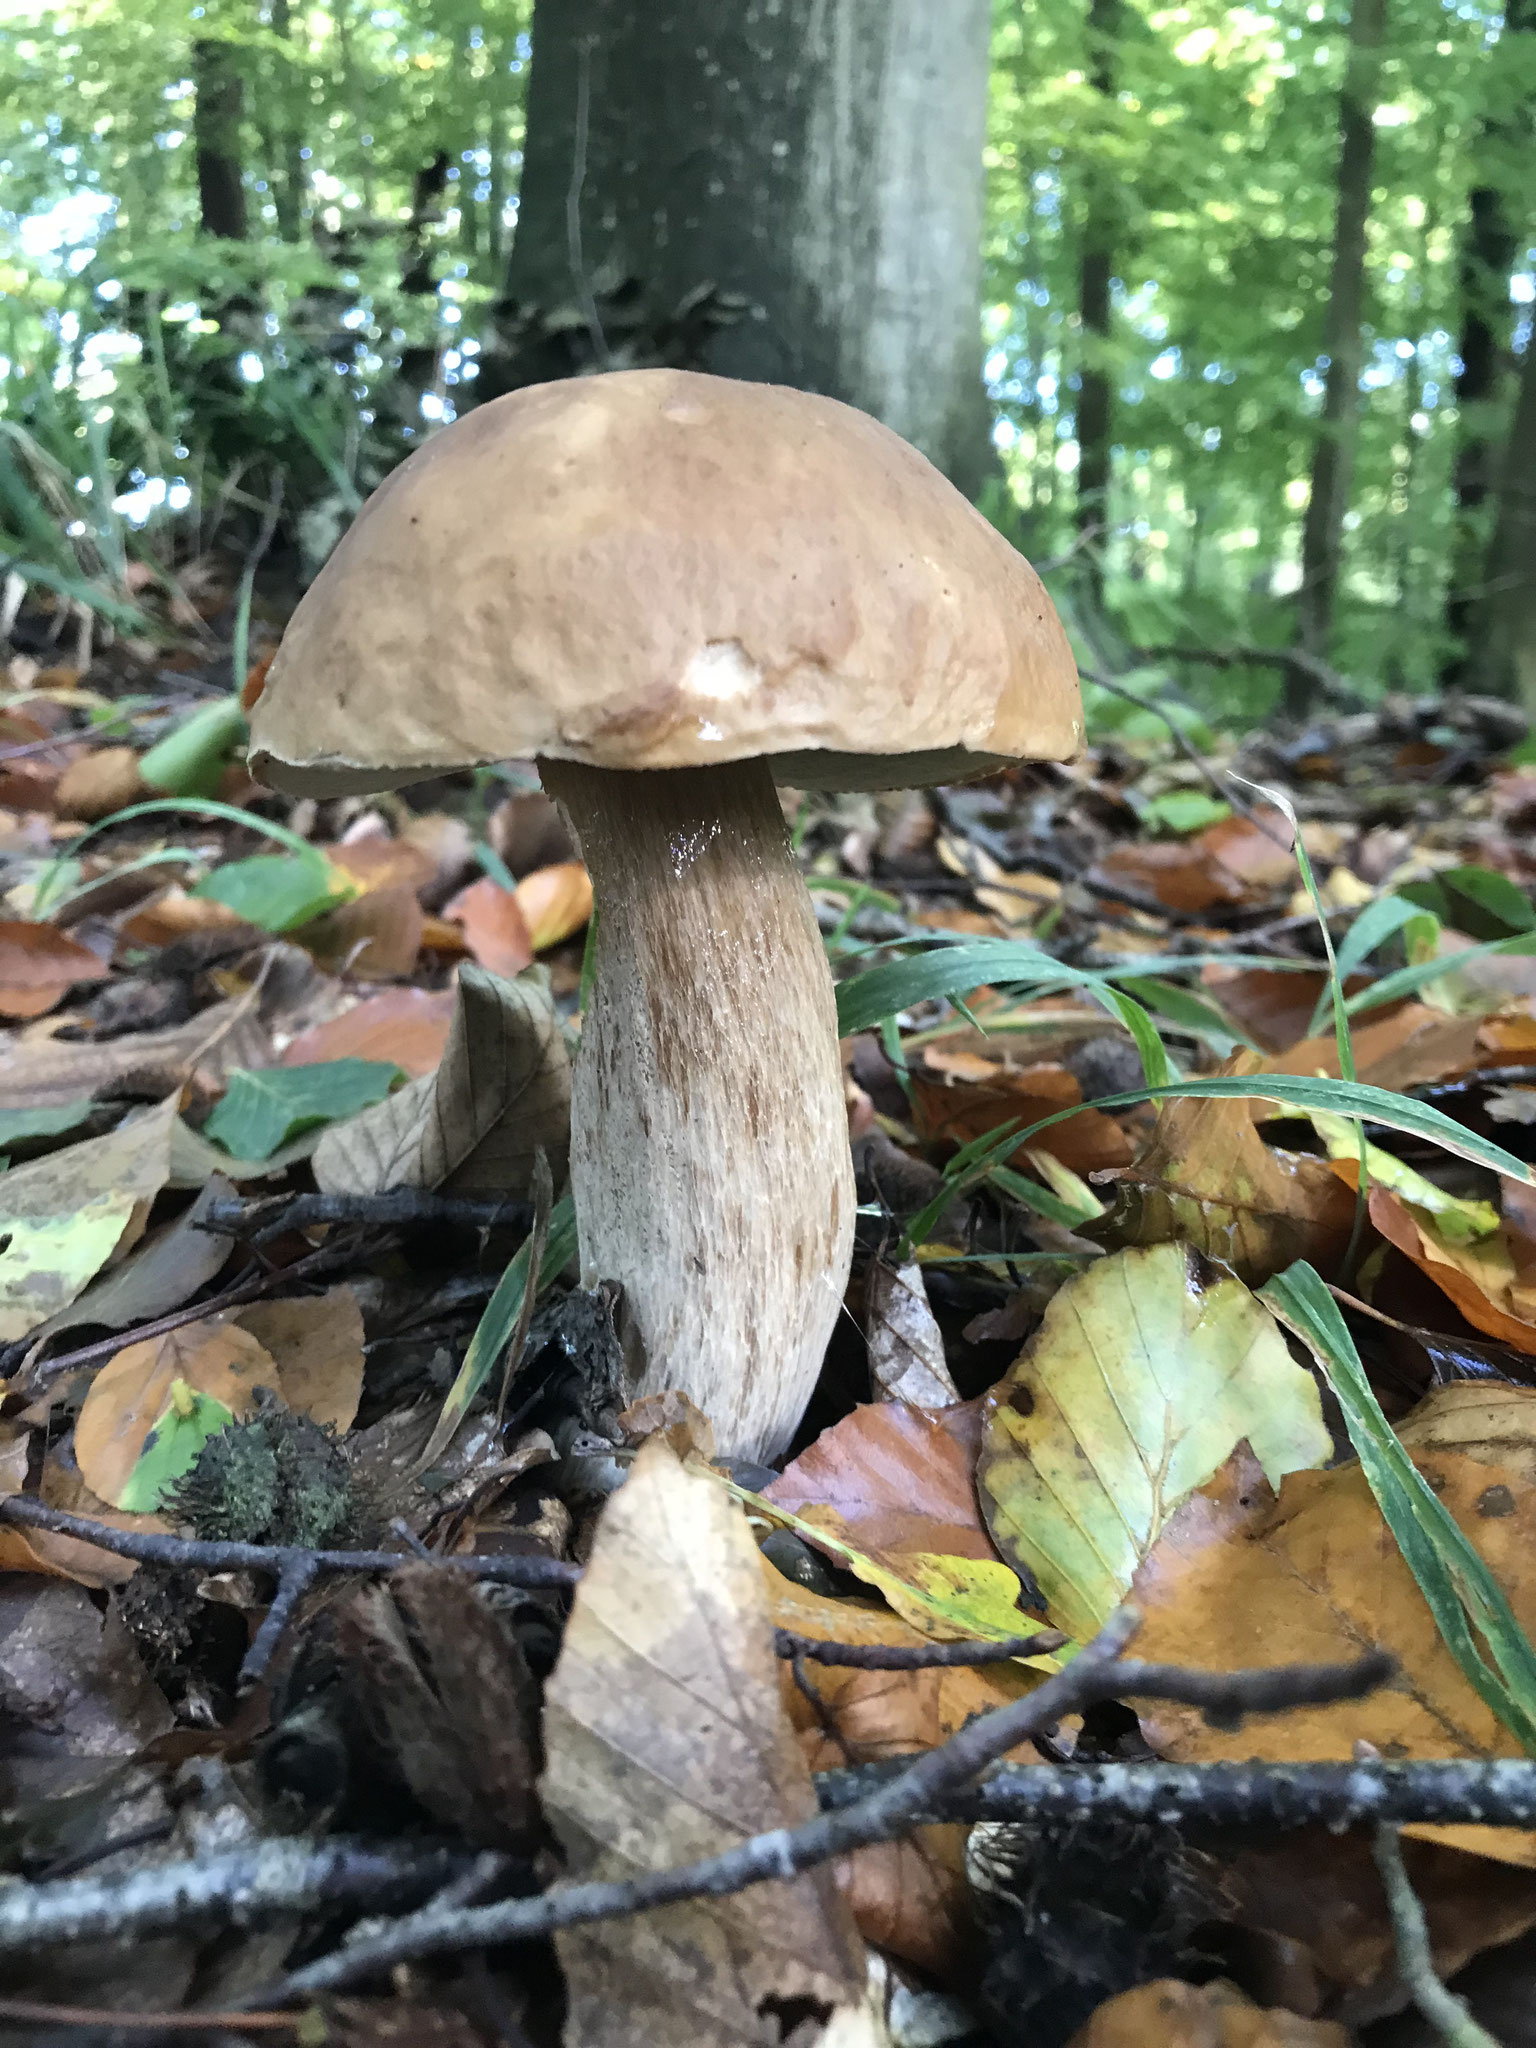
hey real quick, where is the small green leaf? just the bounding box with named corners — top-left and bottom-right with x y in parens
top-left (0, 1100), bottom-right (96, 1148)
top-left (203, 1060), bottom-right (404, 1161)
top-left (194, 852), bottom-right (350, 934)
top-left (1441, 866), bottom-right (1536, 936)
top-left (139, 695), bottom-right (249, 799)
top-left (1139, 789), bottom-right (1232, 835)
top-left (118, 1378), bottom-right (237, 1514)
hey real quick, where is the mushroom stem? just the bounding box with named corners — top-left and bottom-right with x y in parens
top-left (538, 757), bottom-right (855, 1462)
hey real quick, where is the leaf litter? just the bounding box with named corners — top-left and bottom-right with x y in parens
top-left (9, 650), bottom-right (1536, 2041)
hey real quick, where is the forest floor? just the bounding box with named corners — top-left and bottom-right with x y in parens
top-left (4, 574), bottom-right (1536, 2047)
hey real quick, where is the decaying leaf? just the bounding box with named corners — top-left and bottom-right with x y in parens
top-left (1396, 1380), bottom-right (1536, 1485)
top-left (74, 1318), bottom-right (278, 1507)
top-left (1368, 1182), bottom-right (1536, 1355)
top-left (1091, 1053), bottom-right (1355, 1284)
top-left (0, 1096), bottom-right (180, 1343)
top-left (1129, 1442), bottom-right (1536, 1866)
top-left (767, 1402), bottom-right (996, 1562)
top-left (312, 963), bottom-right (571, 1200)
top-left (1258, 1002), bottom-right (1490, 1093)
top-left (442, 876), bottom-right (534, 978)
top-left (910, 1054), bottom-right (1134, 1175)
top-left (234, 1287), bottom-right (366, 1434)
top-left (0, 919), bottom-right (111, 1020)
top-left (0, 995), bottom-right (274, 1111)
top-left (978, 1244), bottom-right (1332, 1641)
top-left (1066, 1979), bottom-right (1348, 2048)
top-left (864, 1260), bottom-right (960, 1407)
top-left (281, 987), bottom-right (455, 1076)
top-left (540, 1437), bottom-right (868, 2047)
top-left (26, 1174), bottom-right (237, 1349)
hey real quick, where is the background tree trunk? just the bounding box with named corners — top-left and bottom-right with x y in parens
top-left (1295, 0), bottom-right (1387, 668)
top-left (1473, 327), bottom-right (1536, 708)
top-left (269, 0), bottom-right (307, 243)
top-left (494, 0), bottom-right (995, 495)
top-left (193, 37), bottom-right (249, 239)
top-left (1075, 0), bottom-right (1120, 602)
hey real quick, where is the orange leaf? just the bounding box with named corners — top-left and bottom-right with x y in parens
top-left (1196, 807), bottom-right (1297, 891)
top-left (1091, 840), bottom-right (1251, 914)
top-left (443, 876), bottom-right (534, 978)
top-left (122, 886), bottom-right (249, 947)
top-left (0, 920), bottom-right (110, 1020)
top-left (54, 746), bottom-right (147, 823)
top-left (325, 838), bottom-right (437, 898)
top-left (911, 1056), bottom-right (1133, 1174)
top-left (1367, 1184), bottom-right (1536, 1355)
top-left (300, 883), bottom-right (424, 979)
top-left (767, 1402), bottom-right (999, 1562)
top-left (282, 988), bottom-right (455, 1077)
top-left (74, 1319), bottom-right (278, 1507)
top-left (1067, 1981), bottom-right (1348, 2047)
top-left (515, 861), bottom-right (593, 950)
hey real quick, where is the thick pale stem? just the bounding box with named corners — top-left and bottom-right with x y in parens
top-left (539, 758), bottom-right (856, 1463)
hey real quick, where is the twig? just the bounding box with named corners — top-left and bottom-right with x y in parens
top-left (200, 1190), bottom-right (532, 1246)
top-left (0, 1838), bottom-right (502, 1956)
top-left (813, 1757), bottom-right (1536, 1831)
top-left (775, 1628), bottom-right (1066, 1668)
top-left (0, 1997), bottom-right (302, 2034)
top-left (1373, 1823), bottom-right (1502, 2047)
top-left (1134, 642), bottom-right (1356, 709)
top-left (264, 1612), bottom-right (1391, 2001)
top-left (0, 1495), bottom-right (579, 1687)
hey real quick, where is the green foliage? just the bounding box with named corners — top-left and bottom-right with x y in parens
top-left (202, 1058), bottom-right (404, 1159)
top-left (171, 1395), bottom-right (357, 1547)
top-left (119, 1379), bottom-right (237, 1515)
top-left (194, 850), bottom-right (348, 932)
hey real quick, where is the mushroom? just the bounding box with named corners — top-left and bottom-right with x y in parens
top-left (249, 369), bottom-right (1082, 1462)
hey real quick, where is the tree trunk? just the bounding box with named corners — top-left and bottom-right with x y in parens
top-left (269, 0), bottom-right (307, 243)
top-left (494, 0), bottom-right (995, 494)
top-left (1295, 0), bottom-right (1387, 669)
top-left (193, 37), bottom-right (248, 240)
top-left (1474, 331), bottom-right (1536, 708)
top-left (1075, 0), bottom-right (1120, 600)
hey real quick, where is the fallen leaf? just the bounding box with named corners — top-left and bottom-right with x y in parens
top-left (1129, 1445), bottom-right (1536, 1866)
top-left (911, 1057), bottom-right (1134, 1174)
top-left (767, 1403), bottom-right (997, 1563)
top-left (0, 1580), bottom-right (173, 1798)
top-left (1091, 1053), bottom-right (1356, 1284)
top-left (442, 876), bottom-right (535, 979)
top-left (540, 1437), bottom-right (867, 2046)
top-left (489, 789), bottom-right (575, 876)
top-left (26, 1172), bottom-right (236, 1345)
top-left (73, 1318), bottom-right (277, 1507)
top-left (1368, 1183), bottom-right (1536, 1355)
top-left (1066, 1980), bottom-right (1348, 2047)
top-left (203, 1057), bottom-right (404, 1161)
top-left (235, 1286), bottom-right (365, 1433)
top-left (1200, 968), bottom-right (1358, 1055)
top-left (0, 1097), bottom-right (179, 1343)
top-left (1259, 1003), bottom-right (1489, 1091)
top-left (978, 1243), bottom-right (1332, 1641)
top-left (515, 860), bottom-right (593, 950)
top-left (0, 995), bottom-right (275, 1110)
top-left (121, 885), bottom-right (250, 947)
top-left (280, 987), bottom-right (455, 1077)
top-left (118, 1378), bottom-right (238, 1513)
top-left (1313, 1117), bottom-right (1499, 1241)
top-left (1396, 1380), bottom-right (1536, 1487)
top-left (312, 964), bottom-right (571, 1200)
top-left (1091, 840), bottom-right (1252, 915)
top-left (298, 882), bottom-right (424, 979)
top-left (53, 745), bottom-right (147, 823)
top-left (324, 837), bottom-right (437, 898)
top-left (865, 1260), bottom-right (960, 1407)
top-left (1197, 808), bottom-right (1299, 891)
top-left (0, 920), bottom-right (110, 1020)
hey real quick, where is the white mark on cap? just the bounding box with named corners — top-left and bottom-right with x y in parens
top-left (682, 639), bottom-right (760, 702)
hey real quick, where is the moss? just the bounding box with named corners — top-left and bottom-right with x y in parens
top-left (172, 1392), bottom-right (358, 1549)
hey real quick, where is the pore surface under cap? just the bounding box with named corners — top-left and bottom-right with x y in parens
top-left (249, 368), bottom-right (1082, 797)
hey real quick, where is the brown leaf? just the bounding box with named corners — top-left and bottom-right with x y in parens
top-left (0, 995), bottom-right (274, 1110)
top-left (442, 876), bottom-right (535, 979)
top-left (74, 1318), bottom-right (279, 1507)
top-left (865, 1258), bottom-right (960, 1406)
top-left (1260, 1003), bottom-right (1490, 1092)
top-left (516, 860), bottom-right (593, 950)
top-left (299, 883), bottom-right (423, 979)
top-left (53, 746), bottom-right (147, 823)
top-left (1066, 1981), bottom-right (1348, 2048)
top-left (488, 788), bottom-right (575, 876)
top-left (540, 1439), bottom-right (867, 2046)
top-left (234, 1287), bottom-right (365, 1433)
top-left (325, 838), bottom-right (437, 898)
top-left (1130, 1445), bottom-right (1536, 1867)
top-left (1091, 841), bottom-right (1251, 914)
top-left (336, 1563), bottom-right (542, 1852)
top-left (120, 886), bottom-right (251, 947)
top-left (280, 988), bottom-right (455, 1077)
top-left (0, 920), bottom-right (110, 1020)
top-left (0, 1579), bottom-right (173, 1792)
top-left (1196, 809), bottom-right (1298, 892)
top-left (767, 1403), bottom-right (998, 1563)
top-left (911, 1057), bottom-right (1134, 1174)
top-left (1090, 1052), bottom-right (1355, 1284)
top-left (312, 964), bottom-right (570, 1200)
top-left (1368, 1184), bottom-right (1536, 1355)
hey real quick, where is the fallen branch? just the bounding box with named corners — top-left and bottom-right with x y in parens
top-left (264, 1611), bottom-right (1391, 2001)
top-left (200, 1190), bottom-right (533, 1245)
top-left (774, 1627), bottom-right (1067, 1668)
top-left (1134, 642), bottom-right (1355, 707)
top-left (812, 1756), bottom-right (1536, 1831)
top-left (0, 1838), bottom-right (504, 1956)
top-left (0, 1495), bottom-right (580, 1687)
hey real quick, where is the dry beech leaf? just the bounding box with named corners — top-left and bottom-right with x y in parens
top-left (281, 987), bottom-right (455, 1077)
top-left (767, 1402), bottom-right (998, 1563)
top-left (1091, 1052), bottom-right (1355, 1284)
top-left (324, 838), bottom-right (437, 898)
top-left (865, 1260), bottom-right (959, 1407)
top-left (312, 963), bottom-right (571, 1200)
top-left (0, 1096), bottom-right (180, 1343)
top-left (54, 745), bottom-right (147, 823)
top-left (0, 919), bottom-right (110, 1020)
top-left (25, 1447), bottom-right (174, 1585)
top-left (1090, 840), bottom-right (1252, 915)
top-left (1130, 1444), bottom-right (1536, 1867)
top-left (121, 886), bottom-right (249, 948)
top-left (910, 1057), bottom-right (1133, 1174)
top-left (1368, 1182), bottom-right (1536, 1354)
top-left (234, 1286), bottom-right (365, 1433)
top-left (74, 1318), bottom-right (278, 1507)
top-left (1258, 1002), bottom-right (1489, 1093)
top-left (979, 1244), bottom-right (1331, 1642)
top-left (442, 877), bottom-right (535, 979)
top-left (516, 860), bottom-right (594, 950)
top-left (1396, 1380), bottom-right (1536, 1485)
top-left (0, 996), bottom-right (274, 1111)
top-left (299, 882), bottom-right (424, 980)
top-left (540, 1437), bottom-right (867, 2047)
top-left (1066, 1980), bottom-right (1348, 2048)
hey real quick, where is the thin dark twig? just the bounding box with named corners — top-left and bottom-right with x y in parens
top-left (788, 1651), bottom-right (854, 1766)
top-left (264, 1613), bottom-right (1391, 2001)
top-left (241, 1556), bottom-right (321, 1688)
top-left (775, 1628), bottom-right (1066, 1669)
top-left (0, 1997), bottom-right (301, 2034)
top-left (200, 1190), bottom-right (532, 1246)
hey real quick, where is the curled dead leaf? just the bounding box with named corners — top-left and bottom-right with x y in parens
top-left (0, 920), bottom-right (111, 1020)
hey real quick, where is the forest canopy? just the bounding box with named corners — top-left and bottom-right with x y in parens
top-left (1, 0), bottom-right (1533, 716)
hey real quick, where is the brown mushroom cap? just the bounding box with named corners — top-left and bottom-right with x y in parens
top-left (249, 369), bottom-right (1081, 797)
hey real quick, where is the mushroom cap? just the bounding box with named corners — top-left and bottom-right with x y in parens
top-left (248, 369), bottom-right (1082, 797)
